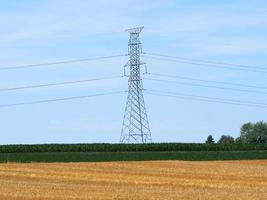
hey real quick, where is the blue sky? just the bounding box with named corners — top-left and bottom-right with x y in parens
top-left (0, 0), bottom-right (267, 144)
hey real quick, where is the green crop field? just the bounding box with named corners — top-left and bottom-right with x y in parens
top-left (1, 143), bottom-right (267, 153)
top-left (1, 143), bottom-right (266, 163)
top-left (1, 150), bottom-right (267, 163)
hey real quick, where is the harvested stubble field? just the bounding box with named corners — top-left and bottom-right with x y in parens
top-left (0, 160), bottom-right (266, 200)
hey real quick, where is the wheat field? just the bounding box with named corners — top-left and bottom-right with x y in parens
top-left (0, 160), bottom-right (266, 200)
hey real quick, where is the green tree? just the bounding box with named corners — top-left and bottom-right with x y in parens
top-left (240, 121), bottom-right (267, 144)
top-left (217, 135), bottom-right (235, 144)
top-left (235, 136), bottom-right (242, 144)
top-left (205, 135), bottom-right (215, 144)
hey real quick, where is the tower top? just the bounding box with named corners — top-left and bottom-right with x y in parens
top-left (125, 26), bottom-right (144, 34)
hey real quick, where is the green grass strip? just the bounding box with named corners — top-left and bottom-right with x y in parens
top-left (0, 151), bottom-right (266, 163)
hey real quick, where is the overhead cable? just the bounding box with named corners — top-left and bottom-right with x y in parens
top-left (144, 89), bottom-right (267, 109)
top-left (0, 75), bottom-right (124, 92)
top-left (142, 55), bottom-right (267, 74)
top-left (144, 77), bottom-right (267, 95)
top-left (0, 91), bottom-right (127, 108)
top-left (143, 52), bottom-right (267, 71)
top-left (148, 72), bottom-right (267, 90)
top-left (0, 54), bottom-right (128, 71)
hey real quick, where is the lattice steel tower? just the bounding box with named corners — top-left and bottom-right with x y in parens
top-left (120, 26), bottom-right (152, 143)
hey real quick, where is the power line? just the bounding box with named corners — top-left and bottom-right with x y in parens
top-left (0, 54), bottom-right (128, 71)
top-left (144, 89), bottom-right (267, 108)
top-left (143, 52), bottom-right (267, 71)
top-left (144, 77), bottom-right (267, 95)
top-left (0, 75), bottom-right (124, 92)
top-left (148, 73), bottom-right (267, 90)
top-left (145, 91), bottom-right (267, 109)
top-left (0, 91), bottom-right (127, 108)
top-left (142, 55), bottom-right (267, 74)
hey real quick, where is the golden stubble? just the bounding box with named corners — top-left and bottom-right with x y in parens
top-left (0, 160), bottom-right (266, 200)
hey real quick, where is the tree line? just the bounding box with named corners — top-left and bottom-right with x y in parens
top-left (206, 121), bottom-right (267, 144)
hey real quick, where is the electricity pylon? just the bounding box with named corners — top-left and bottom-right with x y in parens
top-left (120, 26), bottom-right (152, 143)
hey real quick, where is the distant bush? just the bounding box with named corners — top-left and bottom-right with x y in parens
top-left (218, 135), bottom-right (235, 144)
top-left (0, 143), bottom-right (266, 153)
